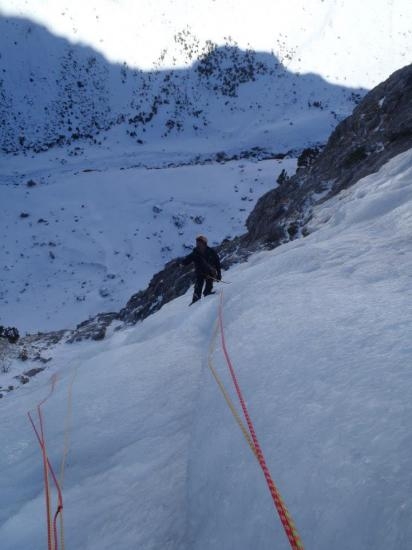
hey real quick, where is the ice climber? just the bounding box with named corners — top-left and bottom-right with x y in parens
top-left (181, 235), bottom-right (222, 304)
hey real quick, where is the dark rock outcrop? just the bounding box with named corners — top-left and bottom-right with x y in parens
top-left (66, 312), bottom-right (118, 343)
top-left (119, 262), bottom-right (192, 324)
top-left (245, 63), bottom-right (412, 247)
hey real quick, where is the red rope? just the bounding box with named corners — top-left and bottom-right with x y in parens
top-left (28, 375), bottom-right (64, 550)
top-left (218, 292), bottom-right (303, 550)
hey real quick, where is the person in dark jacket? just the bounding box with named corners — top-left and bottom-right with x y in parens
top-left (181, 235), bottom-right (221, 304)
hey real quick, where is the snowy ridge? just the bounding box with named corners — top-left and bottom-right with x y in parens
top-left (2, 0), bottom-right (411, 87)
top-left (0, 15), bottom-right (364, 154)
top-left (1, 149), bottom-right (411, 549)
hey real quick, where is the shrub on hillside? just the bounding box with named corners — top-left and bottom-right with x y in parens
top-left (0, 326), bottom-right (20, 344)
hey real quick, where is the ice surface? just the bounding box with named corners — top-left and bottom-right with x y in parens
top-left (1, 149), bottom-right (411, 549)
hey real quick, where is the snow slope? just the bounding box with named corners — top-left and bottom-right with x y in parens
top-left (1, 148), bottom-right (411, 549)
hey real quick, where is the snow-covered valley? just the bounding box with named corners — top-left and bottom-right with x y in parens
top-left (1, 144), bottom-right (297, 332)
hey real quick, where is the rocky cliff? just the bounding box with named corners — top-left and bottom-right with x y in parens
top-left (244, 63), bottom-right (412, 248)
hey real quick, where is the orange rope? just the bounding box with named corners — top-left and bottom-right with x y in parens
top-left (28, 374), bottom-right (65, 550)
top-left (207, 321), bottom-right (258, 458)
top-left (58, 367), bottom-right (78, 550)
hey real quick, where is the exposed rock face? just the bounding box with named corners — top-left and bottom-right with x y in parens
top-left (66, 312), bottom-right (118, 343)
top-left (0, 330), bottom-right (60, 394)
top-left (119, 262), bottom-right (193, 324)
top-left (245, 63), bottom-right (412, 247)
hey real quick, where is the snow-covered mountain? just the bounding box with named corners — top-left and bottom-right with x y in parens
top-left (0, 15), bottom-right (363, 332)
top-left (1, 2), bottom-right (412, 548)
top-left (0, 15), bottom-right (364, 154)
top-left (2, 0), bottom-right (411, 86)
top-left (1, 2), bottom-right (410, 333)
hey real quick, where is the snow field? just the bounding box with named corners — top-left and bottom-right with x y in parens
top-left (0, 154), bottom-right (295, 332)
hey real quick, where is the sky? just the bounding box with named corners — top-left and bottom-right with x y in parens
top-left (1, 0), bottom-right (411, 87)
